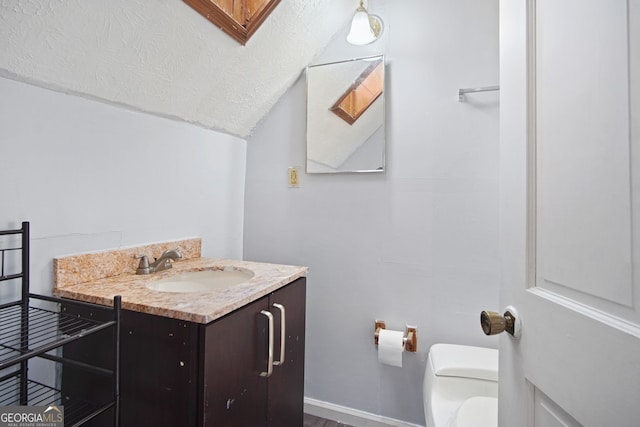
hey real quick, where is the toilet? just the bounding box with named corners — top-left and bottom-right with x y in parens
top-left (423, 343), bottom-right (498, 427)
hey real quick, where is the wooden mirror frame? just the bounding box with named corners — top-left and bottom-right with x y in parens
top-left (183, 0), bottom-right (281, 45)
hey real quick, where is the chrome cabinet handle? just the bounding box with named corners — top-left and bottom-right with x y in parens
top-left (259, 310), bottom-right (274, 377)
top-left (272, 303), bottom-right (285, 366)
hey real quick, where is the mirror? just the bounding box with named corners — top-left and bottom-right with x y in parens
top-left (306, 55), bottom-right (386, 174)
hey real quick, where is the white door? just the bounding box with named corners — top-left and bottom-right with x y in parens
top-left (499, 0), bottom-right (640, 426)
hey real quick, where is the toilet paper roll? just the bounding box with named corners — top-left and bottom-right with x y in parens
top-left (377, 329), bottom-right (405, 368)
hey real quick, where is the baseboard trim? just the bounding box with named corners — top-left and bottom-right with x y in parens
top-left (304, 397), bottom-right (424, 427)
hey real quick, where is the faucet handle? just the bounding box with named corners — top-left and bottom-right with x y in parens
top-left (134, 254), bottom-right (151, 275)
top-left (134, 254), bottom-right (149, 265)
top-left (162, 248), bottom-right (183, 260)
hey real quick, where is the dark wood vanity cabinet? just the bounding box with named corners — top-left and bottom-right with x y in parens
top-left (62, 277), bottom-right (306, 427)
top-left (202, 277), bottom-right (306, 426)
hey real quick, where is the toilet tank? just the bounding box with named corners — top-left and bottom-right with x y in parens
top-left (423, 344), bottom-right (498, 427)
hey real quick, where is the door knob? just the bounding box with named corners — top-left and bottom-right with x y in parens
top-left (480, 306), bottom-right (520, 338)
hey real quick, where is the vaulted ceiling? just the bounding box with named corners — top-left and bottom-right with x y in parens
top-left (0, 0), bottom-right (354, 138)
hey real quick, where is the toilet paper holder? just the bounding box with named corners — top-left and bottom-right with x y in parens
top-left (374, 320), bottom-right (417, 352)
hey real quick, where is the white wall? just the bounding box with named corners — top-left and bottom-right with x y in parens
top-left (0, 76), bottom-right (247, 299)
top-left (244, 0), bottom-right (499, 424)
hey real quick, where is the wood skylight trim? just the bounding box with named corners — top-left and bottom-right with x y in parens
top-left (183, 0), bottom-right (281, 45)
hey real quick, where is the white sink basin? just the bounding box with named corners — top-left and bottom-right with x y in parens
top-left (146, 268), bottom-right (254, 293)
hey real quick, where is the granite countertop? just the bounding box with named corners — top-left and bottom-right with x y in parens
top-left (53, 257), bottom-right (308, 324)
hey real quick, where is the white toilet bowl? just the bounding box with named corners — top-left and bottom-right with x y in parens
top-left (423, 344), bottom-right (498, 427)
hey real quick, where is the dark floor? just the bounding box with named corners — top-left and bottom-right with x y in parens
top-left (303, 413), bottom-right (355, 427)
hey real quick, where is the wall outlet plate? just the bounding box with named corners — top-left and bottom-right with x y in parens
top-left (288, 166), bottom-right (300, 187)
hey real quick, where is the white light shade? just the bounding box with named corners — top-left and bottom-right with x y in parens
top-left (347, 10), bottom-right (376, 45)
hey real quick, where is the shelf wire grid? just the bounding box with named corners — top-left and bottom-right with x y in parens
top-left (0, 304), bottom-right (106, 370)
top-left (1, 222), bottom-right (120, 426)
top-left (0, 374), bottom-right (111, 426)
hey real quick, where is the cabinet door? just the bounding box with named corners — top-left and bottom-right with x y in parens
top-left (201, 296), bottom-right (270, 427)
top-left (268, 278), bottom-right (306, 427)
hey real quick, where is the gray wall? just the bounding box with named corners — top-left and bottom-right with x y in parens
top-left (1, 77), bottom-right (247, 299)
top-left (243, 0), bottom-right (500, 424)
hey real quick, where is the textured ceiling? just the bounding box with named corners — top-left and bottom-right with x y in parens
top-left (0, 0), bottom-right (353, 138)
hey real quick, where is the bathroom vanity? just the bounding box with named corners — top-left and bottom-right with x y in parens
top-left (53, 242), bottom-right (307, 427)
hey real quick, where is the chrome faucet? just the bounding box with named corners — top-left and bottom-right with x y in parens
top-left (135, 249), bottom-right (182, 275)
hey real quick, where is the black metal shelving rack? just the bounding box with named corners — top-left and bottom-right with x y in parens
top-left (0, 221), bottom-right (121, 426)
